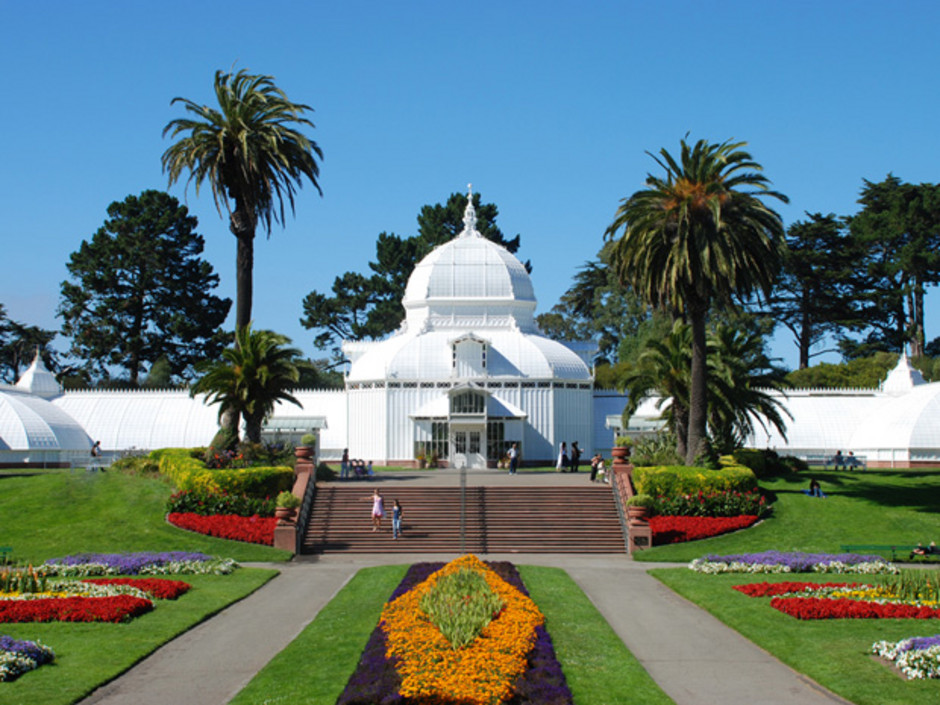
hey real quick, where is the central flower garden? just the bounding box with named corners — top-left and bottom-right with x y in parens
top-left (338, 555), bottom-right (573, 705)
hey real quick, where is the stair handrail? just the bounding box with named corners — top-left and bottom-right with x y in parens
top-left (295, 458), bottom-right (319, 554)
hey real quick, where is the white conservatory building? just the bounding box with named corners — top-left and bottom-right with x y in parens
top-left (341, 192), bottom-right (596, 468)
top-left (4, 191), bottom-right (940, 470)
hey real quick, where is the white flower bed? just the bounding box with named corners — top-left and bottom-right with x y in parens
top-left (872, 636), bottom-right (940, 679)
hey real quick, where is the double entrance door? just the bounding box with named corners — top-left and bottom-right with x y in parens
top-left (452, 426), bottom-right (486, 468)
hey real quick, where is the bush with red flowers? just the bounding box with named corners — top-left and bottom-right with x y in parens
top-left (732, 581), bottom-right (859, 597)
top-left (0, 595), bottom-right (153, 623)
top-left (168, 512), bottom-right (276, 545)
top-left (770, 597), bottom-right (940, 620)
top-left (82, 578), bottom-right (192, 600)
top-left (650, 515), bottom-right (759, 544)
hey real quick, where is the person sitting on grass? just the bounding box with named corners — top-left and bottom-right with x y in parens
top-left (802, 478), bottom-right (825, 498)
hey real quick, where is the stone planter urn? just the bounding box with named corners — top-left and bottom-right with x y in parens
top-left (275, 506), bottom-right (297, 522)
top-left (295, 446), bottom-right (313, 461)
top-left (626, 505), bottom-right (650, 524)
top-left (611, 446), bottom-right (631, 462)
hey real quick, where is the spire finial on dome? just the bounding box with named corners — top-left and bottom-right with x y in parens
top-left (462, 183), bottom-right (479, 238)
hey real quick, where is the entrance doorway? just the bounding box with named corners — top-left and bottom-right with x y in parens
top-left (452, 427), bottom-right (486, 468)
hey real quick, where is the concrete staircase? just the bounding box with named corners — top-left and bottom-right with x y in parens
top-left (301, 485), bottom-right (626, 554)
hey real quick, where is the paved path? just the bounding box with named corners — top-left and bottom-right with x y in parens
top-left (78, 552), bottom-right (850, 705)
top-left (78, 471), bottom-right (852, 704)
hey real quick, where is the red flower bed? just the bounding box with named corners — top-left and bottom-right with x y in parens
top-left (733, 582), bottom-right (859, 597)
top-left (0, 595), bottom-right (153, 623)
top-left (83, 578), bottom-right (192, 600)
top-left (650, 515), bottom-right (759, 544)
top-left (168, 513), bottom-right (276, 545)
top-left (771, 597), bottom-right (940, 620)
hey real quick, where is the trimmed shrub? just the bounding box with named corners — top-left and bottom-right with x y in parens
top-left (633, 463), bottom-right (758, 497)
top-left (154, 448), bottom-right (293, 496)
top-left (730, 448), bottom-right (807, 477)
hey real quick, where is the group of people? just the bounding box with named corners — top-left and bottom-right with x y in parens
top-left (831, 450), bottom-right (862, 471)
top-left (556, 441), bottom-right (582, 472)
top-left (366, 489), bottom-right (404, 539)
top-left (340, 449), bottom-right (373, 480)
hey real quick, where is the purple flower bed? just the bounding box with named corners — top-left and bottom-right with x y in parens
top-left (0, 635), bottom-right (55, 681)
top-left (41, 551), bottom-right (236, 576)
top-left (706, 550), bottom-right (889, 570)
top-left (337, 560), bottom-right (573, 705)
top-left (899, 635), bottom-right (940, 652)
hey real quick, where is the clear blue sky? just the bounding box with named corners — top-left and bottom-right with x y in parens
top-left (2, 0), bottom-right (938, 371)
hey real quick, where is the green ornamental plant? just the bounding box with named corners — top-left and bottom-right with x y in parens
top-left (300, 433), bottom-right (317, 448)
top-left (419, 567), bottom-right (505, 650)
top-left (276, 491), bottom-right (301, 509)
top-left (614, 436), bottom-right (634, 448)
top-left (626, 493), bottom-right (655, 508)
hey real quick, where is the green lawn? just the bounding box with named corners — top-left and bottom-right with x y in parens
top-left (0, 470), bottom-right (289, 705)
top-left (651, 568), bottom-right (939, 705)
top-left (1, 568), bottom-right (278, 705)
top-left (0, 470), bottom-right (291, 563)
top-left (635, 469), bottom-right (940, 562)
top-left (231, 564), bottom-right (674, 705)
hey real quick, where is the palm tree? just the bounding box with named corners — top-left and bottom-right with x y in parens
top-left (617, 320), bottom-right (790, 456)
top-left (162, 69), bottom-right (323, 331)
top-left (617, 319), bottom-right (692, 459)
top-left (191, 325), bottom-right (302, 443)
top-left (704, 324), bottom-right (790, 453)
top-left (606, 137), bottom-right (787, 463)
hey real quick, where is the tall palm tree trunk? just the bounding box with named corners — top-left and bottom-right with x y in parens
top-left (686, 306), bottom-right (709, 464)
top-left (231, 206), bottom-right (256, 333)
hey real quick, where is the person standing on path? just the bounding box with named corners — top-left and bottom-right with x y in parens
top-left (508, 442), bottom-right (519, 475)
top-left (392, 499), bottom-right (403, 539)
top-left (570, 441), bottom-right (581, 473)
top-left (341, 448), bottom-right (349, 479)
top-left (556, 442), bottom-right (568, 472)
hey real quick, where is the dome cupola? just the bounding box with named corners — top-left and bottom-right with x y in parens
top-left (401, 186), bottom-right (537, 332)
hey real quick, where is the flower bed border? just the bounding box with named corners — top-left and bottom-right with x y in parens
top-left (337, 559), bottom-right (573, 705)
top-left (168, 512), bottom-right (276, 545)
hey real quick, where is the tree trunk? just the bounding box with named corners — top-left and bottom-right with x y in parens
top-left (798, 284), bottom-right (811, 369)
top-left (686, 305), bottom-right (708, 465)
top-left (674, 404), bottom-right (689, 461)
top-left (230, 207), bottom-right (256, 333)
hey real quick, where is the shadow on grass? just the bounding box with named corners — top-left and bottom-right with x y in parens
top-left (764, 470), bottom-right (940, 515)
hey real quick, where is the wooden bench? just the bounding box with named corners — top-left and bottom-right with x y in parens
top-left (841, 544), bottom-right (927, 561)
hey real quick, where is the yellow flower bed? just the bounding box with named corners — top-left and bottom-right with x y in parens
top-left (381, 555), bottom-right (544, 705)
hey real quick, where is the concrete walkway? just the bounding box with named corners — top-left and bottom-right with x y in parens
top-left (78, 470), bottom-right (852, 704)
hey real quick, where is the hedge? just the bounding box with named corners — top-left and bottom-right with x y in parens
top-left (151, 449), bottom-right (293, 496)
top-left (632, 463), bottom-right (757, 497)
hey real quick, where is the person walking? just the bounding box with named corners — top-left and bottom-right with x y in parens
top-left (508, 443), bottom-right (519, 475)
top-left (392, 499), bottom-right (403, 539)
top-left (570, 441), bottom-right (581, 473)
top-left (341, 448), bottom-right (349, 480)
top-left (556, 442), bottom-right (568, 472)
top-left (590, 452), bottom-right (603, 482)
top-left (365, 489), bottom-right (384, 531)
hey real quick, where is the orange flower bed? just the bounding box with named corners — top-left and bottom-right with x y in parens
top-left (381, 554), bottom-right (544, 705)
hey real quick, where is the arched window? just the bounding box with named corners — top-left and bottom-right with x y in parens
top-left (451, 391), bottom-right (485, 415)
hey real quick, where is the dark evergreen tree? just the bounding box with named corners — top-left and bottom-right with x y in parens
top-left (765, 213), bottom-right (867, 368)
top-left (58, 190), bottom-right (231, 386)
top-left (845, 175), bottom-right (940, 357)
top-left (0, 305), bottom-right (58, 383)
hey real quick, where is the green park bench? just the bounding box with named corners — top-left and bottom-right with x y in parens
top-left (0, 546), bottom-right (12, 563)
